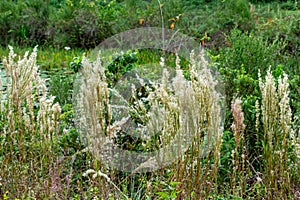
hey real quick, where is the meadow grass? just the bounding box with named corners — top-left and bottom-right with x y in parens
top-left (1, 45), bottom-right (299, 199)
top-left (0, 46), bottom-right (86, 70)
top-left (0, 0), bottom-right (299, 199)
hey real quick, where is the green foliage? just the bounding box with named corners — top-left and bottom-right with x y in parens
top-left (218, 28), bottom-right (285, 81)
top-left (223, 0), bottom-right (251, 20)
top-left (280, 1), bottom-right (300, 10)
top-left (289, 74), bottom-right (300, 121)
top-left (106, 50), bottom-right (138, 85)
top-left (255, 5), bottom-right (300, 60)
top-left (50, 9), bottom-right (103, 48)
top-left (249, 0), bottom-right (293, 3)
top-left (0, 0), bottom-right (126, 48)
top-left (155, 181), bottom-right (182, 199)
top-left (178, 0), bottom-right (254, 41)
top-left (47, 0), bottom-right (120, 48)
top-left (219, 130), bottom-right (236, 178)
top-left (0, 1), bottom-right (22, 45)
top-left (185, 0), bottom-right (214, 5)
top-left (58, 104), bottom-right (83, 155)
top-left (70, 56), bottom-right (83, 73)
top-left (0, 0), bottom-right (50, 46)
top-left (212, 0), bottom-right (254, 32)
top-left (48, 68), bottom-right (75, 105)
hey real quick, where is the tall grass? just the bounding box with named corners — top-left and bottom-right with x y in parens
top-left (256, 69), bottom-right (300, 199)
top-left (231, 98), bottom-right (246, 197)
top-left (0, 46), bottom-right (61, 198)
top-left (74, 49), bottom-right (224, 199)
top-left (0, 47), bottom-right (299, 199)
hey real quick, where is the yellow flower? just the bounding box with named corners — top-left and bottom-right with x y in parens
top-left (169, 22), bottom-right (175, 29)
top-left (139, 18), bottom-right (144, 25)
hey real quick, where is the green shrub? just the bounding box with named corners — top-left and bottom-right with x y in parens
top-left (255, 6), bottom-right (300, 60)
top-left (48, 68), bottom-right (75, 105)
top-left (216, 0), bottom-right (254, 31)
top-left (0, 1), bottom-right (21, 46)
top-left (47, 5), bottom-right (112, 48)
top-left (0, 0), bottom-right (125, 48)
top-left (218, 28), bottom-right (285, 81)
top-left (0, 0), bottom-right (50, 46)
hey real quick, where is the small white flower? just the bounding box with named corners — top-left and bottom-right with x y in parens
top-left (64, 46), bottom-right (71, 51)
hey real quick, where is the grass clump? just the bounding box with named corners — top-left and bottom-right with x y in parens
top-left (73, 49), bottom-right (224, 199)
top-left (0, 44), bottom-right (299, 199)
top-left (0, 46), bottom-right (61, 198)
top-left (256, 69), bottom-right (299, 199)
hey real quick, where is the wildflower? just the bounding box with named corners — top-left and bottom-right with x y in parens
top-left (169, 22), bottom-right (175, 29)
top-left (139, 18), bottom-right (144, 25)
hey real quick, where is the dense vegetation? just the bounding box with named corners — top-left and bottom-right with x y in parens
top-left (0, 0), bottom-right (299, 199)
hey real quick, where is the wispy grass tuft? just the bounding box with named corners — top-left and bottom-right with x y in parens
top-left (0, 46), bottom-right (61, 198)
top-left (74, 48), bottom-right (224, 199)
top-left (257, 68), bottom-right (299, 199)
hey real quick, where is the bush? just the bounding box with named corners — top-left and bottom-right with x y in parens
top-left (0, 0), bottom-right (125, 48)
top-left (47, 0), bottom-right (125, 48)
top-left (48, 69), bottom-right (75, 105)
top-left (0, 1), bottom-right (21, 46)
top-left (216, 0), bottom-right (253, 31)
top-left (217, 28), bottom-right (285, 108)
top-left (219, 29), bottom-right (284, 78)
top-left (0, 0), bottom-right (50, 46)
